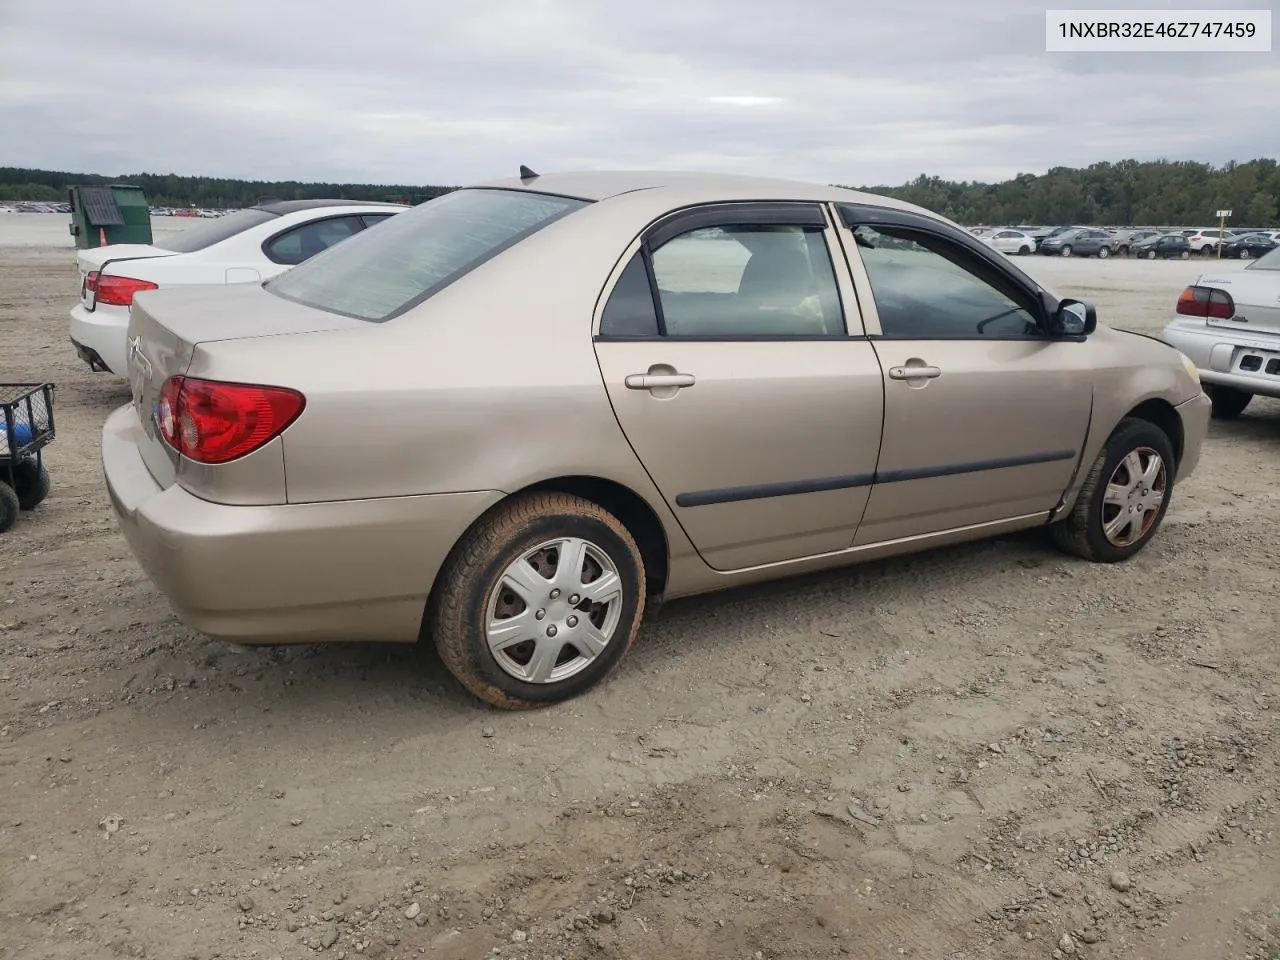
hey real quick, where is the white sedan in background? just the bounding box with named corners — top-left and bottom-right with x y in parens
top-left (69, 199), bottom-right (406, 376)
top-left (1162, 246), bottom-right (1280, 418)
top-left (981, 228), bottom-right (1038, 256)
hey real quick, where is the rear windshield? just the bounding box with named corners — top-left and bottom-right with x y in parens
top-left (158, 208), bottom-right (278, 252)
top-left (1248, 248), bottom-right (1280, 271)
top-left (265, 188), bottom-right (590, 322)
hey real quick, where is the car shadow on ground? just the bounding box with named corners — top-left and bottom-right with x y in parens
top-left (156, 526), bottom-right (1067, 721)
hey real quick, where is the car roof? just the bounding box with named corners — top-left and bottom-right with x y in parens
top-left (251, 199), bottom-right (408, 215)
top-left (470, 169), bottom-right (947, 220)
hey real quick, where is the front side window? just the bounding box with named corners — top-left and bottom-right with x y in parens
top-left (643, 224), bottom-right (844, 337)
top-left (267, 188), bottom-right (589, 322)
top-left (264, 216), bottom-right (363, 265)
top-left (851, 225), bottom-right (1041, 339)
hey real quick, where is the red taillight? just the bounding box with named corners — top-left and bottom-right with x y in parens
top-left (1176, 285), bottom-right (1235, 320)
top-left (157, 376), bottom-right (305, 464)
top-left (88, 271), bottom-right (158, 306)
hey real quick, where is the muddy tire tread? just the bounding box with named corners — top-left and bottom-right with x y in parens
top-left (429, 491), bottom-right (645, 711)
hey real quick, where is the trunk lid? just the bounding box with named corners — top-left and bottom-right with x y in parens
top-left (1199, 270), bottom-right (1280, 337)
top-left (76, 244), bottom-right (174, 309)
top-left (125, 284), bottom-right (366, 488)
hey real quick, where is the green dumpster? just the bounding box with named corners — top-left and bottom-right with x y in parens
top-left (68, 184), bottom-right (153, 248)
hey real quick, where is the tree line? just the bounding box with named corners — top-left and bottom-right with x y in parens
top-left (3, 158), bottom-right (1278, 226)
top-left (852, 158), bottom-right (1280, 226)
top-left (0, 167), bottom-right (456, 207)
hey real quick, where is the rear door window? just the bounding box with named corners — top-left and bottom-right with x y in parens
top-left (267, 188), bottom-right (590, 322)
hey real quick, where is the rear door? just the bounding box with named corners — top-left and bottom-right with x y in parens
top-left (593, 202), bottom-right (885, 572)
top-left (833, 203), bottom-right (1094, 544)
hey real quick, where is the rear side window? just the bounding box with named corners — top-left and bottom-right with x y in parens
top-left (263, 215), bottom-right (364, 265)
top-left (159, 208), bottom-right (278, 253)
top-left (267, 188), bottom-right (590, 322)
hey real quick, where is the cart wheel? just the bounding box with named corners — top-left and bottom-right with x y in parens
top-left (14, 460), bottom-right (50, 511)
top-left (0, 482), bottom-right (18, 534)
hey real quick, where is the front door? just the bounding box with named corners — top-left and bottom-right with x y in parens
top-left (833, 208), bottom-right (1095, 545)
top-left (593, 202), bottom-right (885, 572)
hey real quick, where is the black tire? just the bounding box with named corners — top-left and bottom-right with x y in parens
top-left (1147, 250), bottom-right (1157, 260)
top-left (1207, 384), bottom-right (1252, 419)
top-left (1098, 246), bottom-right (1111, 259)
top-left (13, 459), bottom-right (50, 510)
top-left (1179, 250), bottom-right (1190, 260)
top-left (428, 492), bottom-right (646, 710)
top-left (1019, 245), bottom-right (1032, 256)
top-left (1050, 417), bottom-right (1176, 563)
top-left (1201, 246), bottom-right (1216, 258)
top-left (0, 481), bottom-right (18, 534)
top-left (1060, 245), bottom-right (1073, 257)
top-left (1118, 245), bottom-right (1130, 257)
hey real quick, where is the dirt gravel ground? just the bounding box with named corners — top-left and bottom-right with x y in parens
top-left (2, 232), bottom-right (1279, 960)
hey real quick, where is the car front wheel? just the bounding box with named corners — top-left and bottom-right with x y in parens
top-left (1060, 245), bottom-right (1073, 257)
top-left (1207, 384), bottom-right (1252, 419)
top-left (429, 492), bottom-right (646, 709)
top-left (1050, 418), bottom-right (1175, 563)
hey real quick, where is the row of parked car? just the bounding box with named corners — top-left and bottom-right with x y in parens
top-left (971, 224), bottom-right (1280, 261)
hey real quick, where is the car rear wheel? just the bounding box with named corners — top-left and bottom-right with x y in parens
top-left (1019, 245), bottom-right (1031, 255)
top-left (1239, 248), bottom-right (1251, 260)
top-left (1098, 246), bottom-right (1111, 259)
top-left (1201, 246), bottom-right (1216, 258)
top-left (1060, 245), bottom-right (1072, 257)
top-left (1050, 417), bottom-right (1175, 563)
top-left (1207, 384), bottom-right (1252, 419)
top-left (429, 492), bottom-right (646, 709)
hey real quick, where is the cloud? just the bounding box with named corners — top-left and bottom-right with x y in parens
top-left (1, 0), bottom-right (1275, 187)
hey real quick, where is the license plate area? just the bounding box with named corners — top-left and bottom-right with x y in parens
top-left (80, 270), bottom-right (95, 310)
top-left (1232, 347), bottom-right (1280, 378)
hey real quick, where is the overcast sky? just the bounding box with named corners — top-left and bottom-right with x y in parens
top-left (2, 0), bottom-right (1276, 187)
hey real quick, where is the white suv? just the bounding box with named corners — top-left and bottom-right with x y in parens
top-left (69, 199), bottom-right (406, 376)
top-left (1183, 228), bottom-right (1236, 257)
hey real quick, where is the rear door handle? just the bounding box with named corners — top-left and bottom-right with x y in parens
top-left (888, 364), bottom-right (941, 380)
top-left (625, 373), bottom-right (696, 390)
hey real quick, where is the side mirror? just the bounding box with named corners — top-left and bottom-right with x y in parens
top-left (1052, 299), bottom-right (1097, 337)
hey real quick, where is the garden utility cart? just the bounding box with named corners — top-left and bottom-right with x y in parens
top-left (0, 383), bottom-right (56, 533)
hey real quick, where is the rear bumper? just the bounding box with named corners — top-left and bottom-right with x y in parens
top-left (1162, 320), bottom-right (1280, 400)
top-left (69, 303), bottom-right (128, 375)
top-left (102, 404), bottom-right (504, 644)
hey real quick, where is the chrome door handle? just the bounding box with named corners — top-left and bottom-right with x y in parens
top-left (625, 373), bottom-right (696, 390)
top-left (888, 364), bottom-right (941, 380)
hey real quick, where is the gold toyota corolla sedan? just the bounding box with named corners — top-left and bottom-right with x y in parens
top-left (102, 169), bottom-right (1211, 709)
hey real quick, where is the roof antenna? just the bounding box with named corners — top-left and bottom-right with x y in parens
top-left (519, 164), bottom-right (539, 181)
